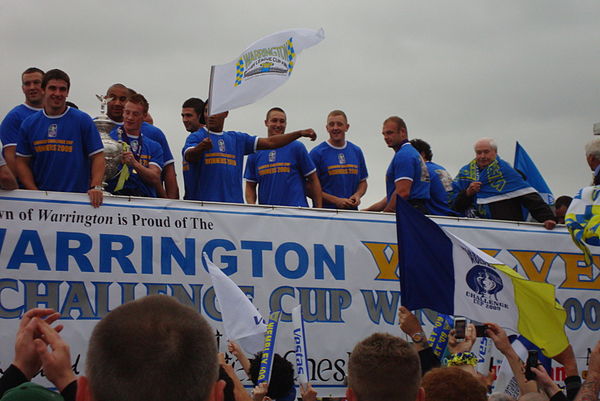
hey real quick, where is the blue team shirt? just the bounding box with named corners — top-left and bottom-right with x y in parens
top-left (386, 142), bottom-right (430, 201)
top-left (244, 141), bottom-right (315, 207)
top-left (309, 140), bottom-right (368, 209)
top-left (105, 128), bottom-right (164, 197)
top-left (0, 104), bottom-right (43, 151)
top-left (425, 162), bottom-right (457, 216)
top-left (183, 128), bottom-right (258, 203)
top-left (16, 107), bottom-right (103, 193)
top-left (140, 122), bottom-right (174, 166)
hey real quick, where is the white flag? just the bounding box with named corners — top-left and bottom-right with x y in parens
top-left (203, 252), bottom-right (266, 354)
top-left (208, 28), bottom-right (325, 115)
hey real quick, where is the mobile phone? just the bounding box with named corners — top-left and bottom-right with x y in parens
top-left (525, 350), bottom-right (538, 380)
top-left (489, 356), bottom-right (494, 373)
top-left (454, 317), bottom-right (467, 340)
top-left (475, 324), bottom-right (489, 337)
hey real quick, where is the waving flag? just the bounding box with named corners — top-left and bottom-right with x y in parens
top-left (395, 198), bottom-right (568, 357)
top-left (208, 28), bottom-right (325, 115)
top-left (204, 252), bottom-right (266, 354)
top-left (514, 141), bottom-right (554, 205)
top-left (565, 186), bottom-right (600, 266)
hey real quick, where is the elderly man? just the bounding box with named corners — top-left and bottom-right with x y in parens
top-left (585, 137), bottom-right (600, 185)
top-left (452, 137), bottom-right (556, 229)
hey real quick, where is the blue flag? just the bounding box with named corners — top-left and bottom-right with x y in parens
top-left (514, 141), bottom-right (553, 205)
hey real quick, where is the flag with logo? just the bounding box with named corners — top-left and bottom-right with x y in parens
top-left (395, 198), bottom-right (568, 357)
top-left (514, 141), bottom-right (554, 205)
top-left (203, 252), bottom-right (266, 354)
top-left (208, 28), bottom-right (325, 116)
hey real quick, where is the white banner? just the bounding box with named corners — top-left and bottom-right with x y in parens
top-left (0, 190), bottom-right (597, 396)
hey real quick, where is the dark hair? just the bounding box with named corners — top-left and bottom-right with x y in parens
top-left (41, 69), bottom-right (70, 89)
top-left (66, 101), bottom-right (79, 109)
top-left (249, 353), bottom-right (294, 399)
top-left (410, 139), bottom-right (433, 161)
top-left (183, 98), bottom-right (206, 124)
top-left (22, 67), bottom-right (44, 78)
top-left (554, 195), bottom-right (572, 209)
top-left (86, 295), bottom-right (218, 401)
top-left (384, 116), bottom-right (407, 133)
top-left (128, 93), bottom-right (149, 114)
top-left (266, 107), bottom-right (286, 120)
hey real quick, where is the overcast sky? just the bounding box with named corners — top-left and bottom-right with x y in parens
top-left (1, 0), bottom-right (597, 207)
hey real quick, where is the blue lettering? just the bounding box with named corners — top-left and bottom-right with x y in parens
top-left (161, 237), bottom-right (195, 275)
top-left (241, 240), bottom-right (272, 277)
top-left (314, 244), bottom-right (344, 280)
top-left (141, 236), bottom-right (153, 274)
top-left (275, 242), bottom-right (308, 279)
top-left (7, 230), bottom-right (50, 271)
top-left (99, 234), bottom-right (136, 273)
top-left (56, 231), bottom-right (93, 272)
top-left (203, 239), bottom-right (237, 275)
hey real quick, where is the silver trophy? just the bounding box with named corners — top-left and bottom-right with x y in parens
top-left (94, 94), bottom-right (123, 183)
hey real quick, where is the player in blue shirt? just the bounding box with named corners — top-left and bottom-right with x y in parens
top-left (183, 102), bottom-right (317, 203)
top-left (101, 84), bottom-right (179, 199)
top-left (16, 69), bottom-right (105, 208)
top-left (0, 145), bottom-right (17, 189)
top-left (309, 110), bottom-right (368, 209)
top-left (105, 94), bottom-right (164, 197)
top-left (180, 97), bottom-right (205, 201)
top-left (244, 107), bottom-right (321, 207)
top-left (365, 116), bottom-right (430, 213)
top-left (0, 67), bottom-right (45, 176)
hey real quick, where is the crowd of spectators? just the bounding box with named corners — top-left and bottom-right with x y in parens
top-left (1, 67), bottom-right (588, 227)
top-left (0, 297), bottom-right (598, 401)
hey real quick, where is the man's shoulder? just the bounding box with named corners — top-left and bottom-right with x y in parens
top-left (142, 122), bottom-right (167, 140)
top-left (345, 140), bottom-right (364, 152)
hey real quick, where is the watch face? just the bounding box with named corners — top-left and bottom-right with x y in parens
top-left (412, 333), bottom-right (424, 342)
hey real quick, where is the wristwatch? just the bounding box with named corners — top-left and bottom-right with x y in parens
top-left (411, 332), bottom-right (427, 344)
top-left (89, 185), bottom-right (103, 191)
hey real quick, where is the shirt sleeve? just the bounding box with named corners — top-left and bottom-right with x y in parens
top-left (182, 131), bottom-right (205, 157)
top-left (296, 143), bottom-right (316, 177)
top-left (82, 112), bottom-right (104, 157)
top-left (15, 120), bottom-right (33, 157)
top-left (0, 111), bottom-right (20, 147)
top-left (244, 153), bottom-right (257, 182)
top-left (357, 146), bottom-right (368, 180)
top-left (149, 141), bottom-right (164, 170)
top-left (393, 150), bottom-right (415, 182)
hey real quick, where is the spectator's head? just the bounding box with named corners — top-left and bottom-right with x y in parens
top-left (474, 137), bottom-right (498, 168)
top-left (105, 83), bottom-right (130, 122)
top-left (422, 367), bottom-right (487, 401)
top-left (218, 366), bottom-right (235, 401)
top-left (554, 195), bottom-right (572, 224)
top-left (382, 117), bottom-right (408, 150)
top-left (585, 138), bottom-right (600, 171)
top-left (265, 107), bottom-right (287, 137)
top-left (326, 110), bottom-right (349, 146)
top-left (182, 98), bottom-right (206, 132)
top-left (347, 333), bottom-right (423, 401)
top-left (81, 295), bottom-right (223, 401)
top-left (410, 139), bottom-right (433, 161)
top-left (249, 353), bottom-right (295, 399)
top-left (21, 67), bottom-right (45, 107)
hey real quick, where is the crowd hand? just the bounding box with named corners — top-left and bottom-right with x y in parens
top-left (485, 322), bottom-right (513, 356)
top-left (477, 369), bottom-right (496, 389)
top-left (227, 340), bottom-right (243, 358)
top-left (300, 382), bottom-right (317, 401)
top-left (334, 197), bottom-right (355, 209)
top-left (530, 364), bottom-right (561, 398)
top-left (297, 129), bottom-right (317, 141)
top-left (543, 220), bottom-right (556, 230)
top-left (588, 340), bottom-right (600, 378)
top-left (252, 382), bottom-right (270, 401)
top-left (87, 187), bottom-right (103, 208)
top-left (466, 181), bottom-right (482, 197)
top-left (397, 306), bottom-right (423, 337)
top-left (448, 323), bottom-right (476, 354)
top-left (348, 194), bottom-right (361, 207)
top-left (33, 319), bottom-right (76, 392)
top-left (13, 308), bottom-right (62, 380)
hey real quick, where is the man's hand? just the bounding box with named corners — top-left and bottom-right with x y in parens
top-left (485, 322), bottom-right (512, 355)
top-left (397, 306), bottom-right (423, 337)
top-left (448, 323), bottom-right (476, 354)
top-left (588, 340), bottom-right (600, 379)
top-left (121, 151), bottom-right (136, 166)
top-left (297, 129), bottom-right (316, 141)
top-left (87, 188), bottom-right (103, 208)
top-left (530, 364), bottom-right (561, 398)
top-left (227, 340), bottom-right (243, 358)
top-left (34, 319), bottom-right (76, 392)
top-left (543, 220), bottom-right (556, 230)
top-left (466, 182), bottom-right (482, 197)
top-left (349, 194), bottom-right (361, 207)
top-left (300, 383), bottom-right (317, 401)
top-left (197, 137), bottom-right (213, 152)
top-left (12, 308), bottom-right (62, 380)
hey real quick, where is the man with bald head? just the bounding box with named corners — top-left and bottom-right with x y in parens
top-left (452, 137), bottom-right (556, 229)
